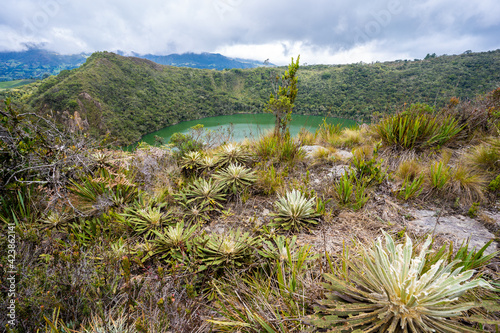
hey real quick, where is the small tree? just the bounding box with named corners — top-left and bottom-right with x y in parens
top-left (265, 55), bottom-right (300, 139)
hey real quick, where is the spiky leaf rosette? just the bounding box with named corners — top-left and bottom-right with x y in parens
top-left (258, 235), bottom-right (299, 262)
top-left (151, 221), bottom-right (198, 261)
top-left (213, 163), bottom-right (257, 196)
top-left (309, 231), bottom-right (495, 332)
top-left (41, 210), bottom-right (70, 230)
top-left (216, 143), bottom-right (253, 168)
top-left (199, 155), bottom-right (219, 173)
top-left (270, 189), bottom-right (320, 231)
top-left (184, 177), bottom-right (226, 209)
top-left (180, 151), bottom-right (204, 175)
top-left (197, 228), bottom-right (258, 271)
top-left (181, 203), bottom-right (212, 224)
top-left (123, 205), bottom-right (173, 239)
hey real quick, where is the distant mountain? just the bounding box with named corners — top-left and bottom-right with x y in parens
top-left (130, 52), bottom-right (270, 70)
top-left (0, 48), bottom-right (88, 81)
top-left (0, 48), bottom-right (270, 81)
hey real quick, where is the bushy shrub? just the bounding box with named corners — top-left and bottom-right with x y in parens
top-left (489, 173), bottom-right (500, 192)
top-left (168, 130), bottom-right (204, 158)
top-left (373, 103), bottom-right (464, 151)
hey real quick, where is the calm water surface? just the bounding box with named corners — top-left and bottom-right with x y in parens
top-left (136, 113), bottom-right (357, 146)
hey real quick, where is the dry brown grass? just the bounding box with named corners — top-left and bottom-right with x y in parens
top-left (446, 164), bottom-right (488, 204)
top-left (463, 142), bottom-right (500, 174)
top-left (395, 158), bottom-right (424, 181)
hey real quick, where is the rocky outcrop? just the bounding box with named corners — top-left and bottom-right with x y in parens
top-left (407, 209), bottom-right (498, 255)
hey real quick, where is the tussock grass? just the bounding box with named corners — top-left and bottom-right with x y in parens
top-left (447, 165), bottom-right (488, 204)
top-left (297, 127), bottom-right (317, 145)
top-left (464, 141), bottom-right (500, 173)
top-left (315, 118), bottom-right (343, 145)
top-left (310, 146), bottom-right (334, 161)
top-left (395, 159), bottom-right (424, 181)
top-left (252, 131), bottom-right (305, 165)
top-left (327, 127), bottom-right (365, 148)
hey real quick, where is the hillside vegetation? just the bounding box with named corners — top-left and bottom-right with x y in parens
top-left (6, 50), bottom-right (500, 145)
top-left (0, 48), bottom-right (266, 81)
top-left (1, 84), bottom-right (499, 331)
top-left (0, 79), bottom-right (36, 90)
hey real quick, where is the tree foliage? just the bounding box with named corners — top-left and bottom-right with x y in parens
top-left (265, 55), bottom-right (300, 138)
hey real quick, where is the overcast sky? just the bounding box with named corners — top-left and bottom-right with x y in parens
top-left (1, 0), bottom-right (499, 65)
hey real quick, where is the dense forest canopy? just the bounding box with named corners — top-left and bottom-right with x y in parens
top-left (4, 49), bottom-right (500, 145)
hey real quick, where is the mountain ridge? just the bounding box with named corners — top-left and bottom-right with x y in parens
top-left (7, 49), bottom-right (500, 145)
top-left (0, 48), bottom-right (269, 81)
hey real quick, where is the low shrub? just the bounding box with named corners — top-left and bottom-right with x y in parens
top-left (373, 104), bottom-right (464, 151)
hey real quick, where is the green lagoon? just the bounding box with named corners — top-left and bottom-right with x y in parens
top-left (136, 113), bottom-right (357, 146)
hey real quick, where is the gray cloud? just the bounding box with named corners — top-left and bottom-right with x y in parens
top-left (0, 0), bottom-right (498, 64)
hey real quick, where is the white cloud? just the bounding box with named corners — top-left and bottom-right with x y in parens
top-left (0, 0), bottom-right (498, 64)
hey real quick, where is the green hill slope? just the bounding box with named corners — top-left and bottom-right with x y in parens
top-left (16, 50), bottom-right (500, 145)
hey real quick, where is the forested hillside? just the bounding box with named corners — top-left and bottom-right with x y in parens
top-left (8, 50), bottom-right (500, 145)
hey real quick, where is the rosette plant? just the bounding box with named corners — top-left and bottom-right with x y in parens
top-left (197, 228), bottom-right (258, 272)
top-left (213, 163), bottom-right (257, 197)
top-left (309, 231), bottom-right (496, 332)
top-left (270, 189), bottom-right (320, 231)
top-left (216, 143), bottom-right (253, 168)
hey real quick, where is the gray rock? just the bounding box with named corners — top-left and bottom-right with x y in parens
top-left (335, 150), bottom-right (353, 160)
top-left (484, 212), bottom-right (500, 228)
top-left (300, 145), bottom-right (328, 159)
top-left (408, 210), bottom-right (498, 255)
top-left (328, 165), bottom-right (352, 178)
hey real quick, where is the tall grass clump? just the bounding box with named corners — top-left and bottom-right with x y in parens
top-left (331, 170), bottom-right (370, 210)
top-left (316, 118), bottom-right (343, 144)
top-left (325, 126), bottom-right (365, 148)
top-left (255, 164), bottom-right (286, 195)
top-left (373, 103), bottom-right (464, 152)
top-left (253, 132), bottom-right (304, 165)
top-left (297, 127), bottom-right (317, 145)
top-left (464, 141), bottom-right (500, 174)
top-left (397, 174), bottom-right (425, 201)
top-left (428, 160), bottom-right (452, 190)
top-left (447, 165), bottom-right (487, 204)
top-left (395, 159), bottom-right (423, 182)
top-left (211, 237), bottom-right (319, 332)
